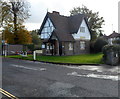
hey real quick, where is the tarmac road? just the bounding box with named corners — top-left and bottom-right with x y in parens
top-left (2, 58), bottom-right (119, 98)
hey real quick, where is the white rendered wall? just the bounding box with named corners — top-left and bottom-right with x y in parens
top-left (72, 19), bottom-right (91, 40)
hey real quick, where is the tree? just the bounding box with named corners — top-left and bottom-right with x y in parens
top-left (99, 32), bottom-right (104, 37)
top-left (70, 5), bottom-right (105, 41)
top-left (1, 0), bottom-right (30, 44)
top-left (30, 29), bottom-right (41, 45)
top-left (94, 37), bottom-right (108, 53)
top-left (2, 0), bottom-right (30, 27)
top-left (16, 25), bottom-right (32, 44)
top-left (2, 24), bottom-right (15, 44)
top-left (0, 1), bottom-right (12, 27)
top-left (113, 39), bottom-right (120, 45)
top-left (2, 24), bottom-right (32, 44)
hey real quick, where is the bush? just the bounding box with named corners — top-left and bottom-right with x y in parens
top-left (24, 44), bottom-right (41, 51)
top-left (102, 44), bottom-right (120, 54)
top-left (113, 39), bottom-right (120, 45)
top-left (34, 45), bottom-right (41, 50)
top-left (25, 44), bottom-right (35, 51)
top-left (102, 44), bottom-right (120, 65)
top-left (93, 37), bottom-right (108, 53)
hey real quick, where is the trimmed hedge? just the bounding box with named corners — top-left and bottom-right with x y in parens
top-left (103, 44), bottom-right (120, 55)
top-left (102, 44), bottom-right (120, 65)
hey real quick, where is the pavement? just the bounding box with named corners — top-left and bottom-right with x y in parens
top-left (1, 57), bottom-right (120, 98)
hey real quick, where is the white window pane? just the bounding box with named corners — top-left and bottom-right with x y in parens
top-left (45, 33), bottom-right (48, 38)
top-left (51, 26), bottom-right (54, 32)
top-left (42, 44), bottom-right (45, 48)
top-left (80, 41), bottom-right (85, 50)
top-left (80, 27), bottom-right (85, 33)
top-left (41, 28), bottom-right (45, 33)
top-left (41, 34), bottom-right (44, 39)
top-left (45, 21), bottom-right (49, 27)
top-left (44, 28), bottom-right (47, 32)
top-left (69, 43), bottom-right (73, 50)
top-left (47, 44), bottom-right (49, 49)
top-left (48, 27), bottom-right (51, 33)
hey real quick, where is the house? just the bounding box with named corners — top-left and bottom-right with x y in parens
top-left (39, 11), bottom-right (91, 56)
top-left (108, 31), bottom-right (120, 44)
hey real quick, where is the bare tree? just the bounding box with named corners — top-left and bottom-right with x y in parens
top-left (9, 0), bottom-right (30, 32)
top-left (1, 0), bottom-right (30, 31)
top-left (1, 0), bottom-right (30, 44)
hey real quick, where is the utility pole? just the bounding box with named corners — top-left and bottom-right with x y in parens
top-left (118, 1), bottom-right (120, 33)
top-left (112, 24), bottom-right (113, 32)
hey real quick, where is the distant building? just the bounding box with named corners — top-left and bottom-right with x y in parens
top-left (39, 11), bottom-right (91, 56)
top-left (101, 31), bottom-right (120, 44)
top-left (108, 31), bottom-right (120, 44)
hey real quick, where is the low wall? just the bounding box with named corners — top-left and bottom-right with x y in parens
top-left (2, 44), bottom-right (24, 55)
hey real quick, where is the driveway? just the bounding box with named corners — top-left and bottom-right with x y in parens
top-left (2, 58), bottom-right (119, 98)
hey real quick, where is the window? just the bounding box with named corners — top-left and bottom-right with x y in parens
top-left (41, 18), bottom-right (55, 39)
top-left (80, 41), bottom-right (85, 50)
top-left (41, 44), bottom-right (45, 48)
top-left (80, 27), bottom-right (85, 33)
top-left (47, 43), bottom-right (49, 49)
top-left (41, 34), bottom-right (44, 39)
top-left (69, 43), bottom-right (73, 50)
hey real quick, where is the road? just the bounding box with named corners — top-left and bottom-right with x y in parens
top-left (2, 58), bottom-right (119, 98)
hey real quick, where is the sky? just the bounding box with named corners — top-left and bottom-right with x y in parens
top-left (24, 0), bottom-right (120, 35)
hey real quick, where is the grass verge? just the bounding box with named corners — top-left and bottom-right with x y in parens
top-left (7, 53), bottom-right (103, 64)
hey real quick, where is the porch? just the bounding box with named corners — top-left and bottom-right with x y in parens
top-left (42, 39), bottom-right (60, 56)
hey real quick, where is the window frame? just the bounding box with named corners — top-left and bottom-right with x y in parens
top-left (69, 42), bottom-right (73, 50)
top-left (41, 44), bottom-right (45, 49)
top-left (80, 41), bottom-right (85, 50)
top-left (80, 27), bottom-right (85, 33)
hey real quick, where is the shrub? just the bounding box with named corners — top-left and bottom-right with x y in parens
top-left (34, 45), bottom-right (41, 50)
top-left (25, 44), bottom-right (35, 51)
top-left (24, 44), bottom-right (41, 51)
top-left (93, 37), bottom-right (108, 53)
top-left (102, 44), bottom-right (120, 55)
top-left (113, 39), bottom-right (120, 45)
top-left (102, 44), bottom-right (120, 65)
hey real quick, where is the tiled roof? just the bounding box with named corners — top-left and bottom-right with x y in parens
top-left (108, 31), bottom-right (120, 38)
top-left (39, 11), bottom-right (90, 42)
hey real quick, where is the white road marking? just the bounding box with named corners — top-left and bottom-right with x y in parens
top-left (25, 61), bottom-right (119, 74)
top-left (11, 64), bottom-right (46, 71)
top-left (67, 72), bottom-right (119, 81)
top-left (64, 65), bottom-right (120, 74)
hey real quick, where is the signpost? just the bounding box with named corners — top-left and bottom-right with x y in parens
top-left (33, 51), bottom-right (36, 61)
top-left (33, 50), bottom-right (43, 61)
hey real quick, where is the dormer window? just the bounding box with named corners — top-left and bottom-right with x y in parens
top-left (80, 27), bottom-right (85, 33)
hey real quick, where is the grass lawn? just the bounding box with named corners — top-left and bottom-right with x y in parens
top-left (7, 53), bottom-right (103, 64)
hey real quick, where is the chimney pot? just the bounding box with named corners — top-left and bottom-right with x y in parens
top-left (52, 11), bottom-right (60, 15)
top-left (113, 31), bottom-right (116, 33)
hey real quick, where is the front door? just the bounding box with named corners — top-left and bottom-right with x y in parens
top-left (54, 40), bottom-right (59, 55)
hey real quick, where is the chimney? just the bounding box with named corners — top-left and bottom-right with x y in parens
top-left (113, 31), bottom-right (116, 33)
top-left (52, 11), bottom-right (60, 15)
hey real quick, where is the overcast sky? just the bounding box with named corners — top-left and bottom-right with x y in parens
top-left (24, 0), bottom-right (120, 35)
